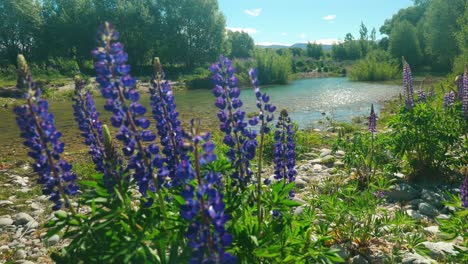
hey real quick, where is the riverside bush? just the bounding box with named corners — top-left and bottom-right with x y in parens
top-left (13, 23), bottom-right (342, 263)
top-left (348, 50), bottom-right (399, 81)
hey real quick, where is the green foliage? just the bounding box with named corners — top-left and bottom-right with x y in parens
top-left (348, 50), bottom-right (399, 81)
top-left (333, 131), bottom-right (394, 188)
top-left (227, 31), bottom-right (254, 58)
top-left (387, 103), bottom-right (464, 181)
top-left (388, 20), bottom-right (423, 67)
top-left (306, 42), bottom-right (324, 59)
top-left (253, 48), bottom-right (292, 85)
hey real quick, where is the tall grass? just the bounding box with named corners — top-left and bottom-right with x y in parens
top-left (254, 48), bottom-right (292, 85)
top-left (348, 50), bottom-right (400, 81)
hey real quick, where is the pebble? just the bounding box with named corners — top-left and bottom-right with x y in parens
top-left (319, 149), bottom-right (332, 157)
top-left (423, 226), bottom-right (440, 235)
top-left (0, 217), bottom-right (14, 226)
top-left (310, 158), bottom-right (322, 164)
top-left (0, 245), bottom-right (10, 252)
top-left (14, 213), bottom-right (34, 226)
top-left (406, 209), bottom-right (424, 220)
top-left (46, 234), bottom-right (60, 246)
top-left (418, 203), bottom-right (439, 217)
top-left (401, 252), bottom-right (435, 264)
top-left (421, 241), bottom-right (457, 259)
top-left (14, 249), bottom-right (27, 260)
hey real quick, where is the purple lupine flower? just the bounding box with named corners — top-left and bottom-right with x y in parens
top-left (273, 109), bottom-right (297, 192)
top-left (443, 91), bottom-right (456, 109)
top-left (248, 68), bottom-right (276, 134)
top-left (417, 90), bottom-right (426, 103)
top-left (14, 63), bottom-right (78, 210)
top-left (72, 80), bottom-right (122, 191)
top-left (461, 175), bottom-right (468, 208)
top-left (462, 70), bottom-right (468, 118)
top-left (210, 55), bottom-right (257, 188)
top-left (403, 60), bottom-right (414, 110)
top-left (150, 58), bottom-right (191, 186)
top-left (92, 22), bottom-right (157, 197)
top-left (368, 104), bottom-right (377, 133)
top-left (180, 130), bottom-right (236, 264)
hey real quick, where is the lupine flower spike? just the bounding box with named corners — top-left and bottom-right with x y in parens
top-left (461, 174), bottom-right (468, 208)
top-left (72, 78), bottom-right (123, 191)
top-left (14, 55), bottom-right (78, 211)
top-left (150, 57), bottom-right (191, 187)
top-left (181, 120), bottom-right (236, 264)
top-left (461, 69), bottom-right (467, 118)
top-left (92, 22), bottom-right (161, 206)
top-left (443, 91), bottom-right (455, 109)
top-left (402, 58), bottom-right (414, 110)
top-left (273, 109), bottom-right (297, 198)
top-left (210, 55), bottom-right (258, 188)
top-left (368, 104), bottom-right (377, 133)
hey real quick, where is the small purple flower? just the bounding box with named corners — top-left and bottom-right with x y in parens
top-left (443, 91), bottom-right (455, 109)
top-left (368, 104), bottom-right (377, 133)
top-left (417, 90), bottom-right (426, 103)
top-left (403, 60), bottom-right (414, 110)
top-left (461, 175), bottom-right (468, 208)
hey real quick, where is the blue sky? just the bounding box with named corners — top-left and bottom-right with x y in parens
top-left (218, 0), bottom-right (413, 46)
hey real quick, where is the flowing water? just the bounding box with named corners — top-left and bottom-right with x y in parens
top-left (0, 77), bottom-right (401, 160)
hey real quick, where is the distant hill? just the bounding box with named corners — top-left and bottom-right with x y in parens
top-left (257, 43), bottom-right (333, 51)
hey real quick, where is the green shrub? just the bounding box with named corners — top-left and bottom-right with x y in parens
top-left (254, 49), bottom-right (292, 85)
top-left (387, 103), bottom-right (463, 181)
top-left (348, 50), bottom-right (399, 81)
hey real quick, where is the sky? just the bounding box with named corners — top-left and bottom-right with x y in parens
top-left (218, 0), bottom-right (414, 46)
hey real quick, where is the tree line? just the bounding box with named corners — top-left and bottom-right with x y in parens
top-left (0, 0), bottom-right (257, 74)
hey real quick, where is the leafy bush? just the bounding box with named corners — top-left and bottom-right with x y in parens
top-left (348, 50), bottom-right (399, 81)
top-left (387, 103), bottom-right (463, 181)
top-left (254, 48), bottom-right (292, 85)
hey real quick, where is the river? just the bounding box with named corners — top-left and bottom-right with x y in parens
top-left (0, 77), bottom-right (401, 160)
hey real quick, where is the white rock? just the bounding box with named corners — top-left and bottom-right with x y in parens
top-left (423, 226), bottom-right (440, 235)
top-left (0, 217), bottom-right (13, 226)
top-left (406, 209), bottom-right (424, 220)
top-left (14, 213), bottom-right (34, 226)
top-left (402, 252), bottom-right (435, 264)
top-left (422, 241), bottom-right (457, 259)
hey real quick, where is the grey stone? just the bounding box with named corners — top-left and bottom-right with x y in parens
top-left (295, 179), bottom-right (307, 189)
top-left (423, 226), bottom-right (440, 235)
top-left (409, 199), bottom-right (424, 209)
top-left (321, 155), bottom-right (335, 165)
top-left (350, 255), bottom-right (368, 264)
top-left (14, 213), bottom-right (34, 226)
top-left (312, 164), bottom-right (323, 171)
top-left (25, 220), bottom-right (38, 229)
top-left (421, 189), bottom-right (444, 207)
top-left (387, 183), bottom-right (419, 202)
top-left (422, 241), bottom-right (457, 259)
top-left (46, 234), bottom-right (60, 246)
top-left (335, 150), bottom-right (345, 157)
top-left (0, 200), bottom-right (14, 206)
top-left (310, 158), bottom-right (322, 164)
top-left (319, 149), bottom-right (332, 157)
top-left (419, 203), bottom-right (439, 217)
top-left (402, 252), bottom-right (435, 264)
top-left (14, 249), bottom-right (26, 260)
top-left (406, 209), bottom-right (424, 220)
top-left (436, 214), bottom-right (450, 220)
top-left (333, 161), bottom-right (345, 168)
top-left (0, 217), bottom-right (13, 226)
top-left (0, 245), bottom-right (9, 252)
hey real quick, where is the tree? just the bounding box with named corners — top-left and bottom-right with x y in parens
top-left (453, 1), bottom-right (468, 72)
top-left (388, 20), bottom-right (422, 67)
top-left (306, 42), bottom-right (323, 59)
top-left (344, 33), bottom-right (354, 42)
top-left (226, 31), bottom-right (254, 58)
top-left (159, 0), bottom-right (226, 68)
top-left (331, 43), bottom-right (347, 61)
top-left (0, 0), bottom-right (43, 64)
top-left (423, 0), bottom-right (466, 70)
top-left (289, 47), bottom-right (303, 57)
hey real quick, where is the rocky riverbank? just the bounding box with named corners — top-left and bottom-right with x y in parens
top-left (0, 149), bottom-right (466, 263)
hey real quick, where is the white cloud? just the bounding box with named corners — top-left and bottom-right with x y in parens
top-left (323, 15), bottom-right (337, 21)
top-left (281, 32), bottom-right (288, 36)
top-left (244, 8), bottom-right (263, 17)
top-left (256, 41), bottom-right (292, 47)
top-left (226, 27), bottom-right (258, 35)
top-left (300, 33), bottom-right (308, 39)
